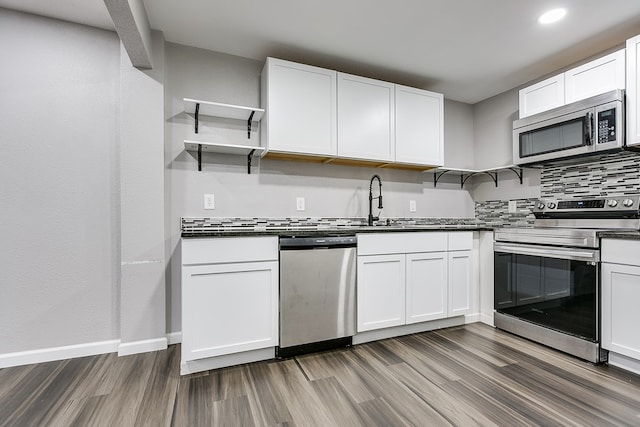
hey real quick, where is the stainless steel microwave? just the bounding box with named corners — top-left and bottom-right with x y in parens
top-left (513, 89), bottom-right (626, 165)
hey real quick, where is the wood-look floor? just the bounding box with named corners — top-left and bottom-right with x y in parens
top-left (2, 323), bottom-right (640, 426)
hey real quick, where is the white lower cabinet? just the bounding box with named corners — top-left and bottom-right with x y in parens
top-left (357, 232), bottom-right (473, 333)
top-left (357, 254), bottom-right (406, 332)
top-left (181, 237), bottom-right (278, 374)
top-left (406, 252), bottom-right (448, 323)
top-left (602, 263), bottom-right (640, 360)
top-left (601, 238), bottom-right (640, 363)
top-left (448, 250), bottom-right (473, 317)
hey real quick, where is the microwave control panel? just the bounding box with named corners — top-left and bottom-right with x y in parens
top-left (598, 108), bottom-right (617, 143)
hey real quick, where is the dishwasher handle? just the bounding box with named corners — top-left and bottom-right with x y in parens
top-left (280, 235), bottom-right (357, 249)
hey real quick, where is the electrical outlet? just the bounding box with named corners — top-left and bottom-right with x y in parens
top-left (508, 200), bottom-right (517, 214)
top-left (409, 200), bottom-right (417, 212)
top-left (296, 197), bottom-right (305, 211)
top-left (204, 194), bottom-right (215, 210)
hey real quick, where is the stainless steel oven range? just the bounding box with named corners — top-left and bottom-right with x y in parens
top-left (494, 197), bottom-right (640, 363)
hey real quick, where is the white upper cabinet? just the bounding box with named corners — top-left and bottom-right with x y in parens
top-left (395, 85), bottom-right (444, 166)
top-left (519, 75), bottom-right (565, 118)
top-left (627, 35), bottom-right (640, 148)
top-left (261, 58), bottom-right (337, 156)
top-left (565, 49), bottom-right (625, 103)
top-left (519, 49), bottom-right (625, 118)
top-left (337, 73), bottom-right (395, 162)
top-left (261, 57), bottom-right (444, 167)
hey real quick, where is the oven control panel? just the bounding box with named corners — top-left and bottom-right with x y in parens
top-left (533, 197), bottom-right (640, 216)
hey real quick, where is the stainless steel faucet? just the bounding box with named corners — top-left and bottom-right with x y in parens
top-left (368, 174), bottom-right (383, 226)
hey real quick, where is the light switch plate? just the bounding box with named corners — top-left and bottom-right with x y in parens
top-left (296, 197), bottom-right (305, 211)
top-left (204, 194), bottom-right (215, 210)
top-left (409, 200), bottom-right (417, 212)
top-left (508, 200), bottom-right (517, 213)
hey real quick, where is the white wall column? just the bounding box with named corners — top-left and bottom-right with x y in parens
top-left (118, 30), bottom-right (167, 355)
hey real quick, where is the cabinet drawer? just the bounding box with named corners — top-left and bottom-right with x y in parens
top-left (602, 238), bottom-right (640, 266)
top-left (357, 232), bottom-right (447, 255)
top-left (448, 232), bottom-right (473, 251)
top-left (182, 236), bottom-right (278, 265)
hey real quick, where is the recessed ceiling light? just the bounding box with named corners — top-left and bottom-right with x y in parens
top-left (538, 8), bottom-right (567, 25)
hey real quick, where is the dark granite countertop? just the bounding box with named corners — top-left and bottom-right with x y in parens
top-left (180, 217), bottom-right (497, 238)
top-left (598, 230), bottom-right (640, 240)
top-left (181, 224), bottom-right (494, 238)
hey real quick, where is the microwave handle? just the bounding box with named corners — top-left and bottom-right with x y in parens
top-left (585, 111), bottom-right (593, 145)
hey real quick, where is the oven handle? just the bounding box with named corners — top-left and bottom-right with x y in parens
top-left (494, 242), bottom-right (600, 262)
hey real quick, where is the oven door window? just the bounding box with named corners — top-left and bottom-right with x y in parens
top-left (494, 252), bottom-right (597, 341)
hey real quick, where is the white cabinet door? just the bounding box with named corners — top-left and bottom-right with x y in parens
top-left (405, 252), bottom-right (448, 324)
top-left (261, 57), bottom-right (337, 156)
top-left (181, 261), bottom-right (278, 362)
top-left (357, 254), bottom-right (405, 332)
top-left (602, 263), bottom-right (640, 360)
top-left (627, 35), bottom-right (640, 148)
top-left (519, 75), bottom-right (565, 118)
top-left (337, 73), bottom-right (395, 161)
top-left (565, 49), bottom-right (625, 104)
top-left (395, 85), bottom-right (444, 166)
top-left (448, 250), bottom-right (473, 317)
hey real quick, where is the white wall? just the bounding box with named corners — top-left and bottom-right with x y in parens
top-left (164, 44), bottom-right (476, 333)
top-left (444, 99), bottom-right (475, 169)
top-left (470, 86), bottom-right (541, 202)
top-left (0, 9), bottom-right (121, 354)
top-left (119, 30), bottom-right (167, 353)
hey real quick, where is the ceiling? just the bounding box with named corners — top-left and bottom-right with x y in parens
top-left (3, 0), bottom-right (640, 104)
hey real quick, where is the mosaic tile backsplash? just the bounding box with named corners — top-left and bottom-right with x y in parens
top-left (540, 151), bottom-right (640, 199)
top-left (474, 199), bottom-right (537, 228)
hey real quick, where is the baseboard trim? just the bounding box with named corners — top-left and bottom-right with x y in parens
top-left (118, 337), bottom-right (168, 356)
top-left (464, 313), bottom-right (481, 324)
top-left (167, 332), bottom-right (182, 345)
top-left (181, 347), bottom-right (275, 375)
top-left (0, 339), bottom-right (120, 369)
top-left (353, 316), bottom-right (466, 345)
top-left (608, 352), bottom-right (640, 376)
top-left (479, 312), bottom-right (494, 326)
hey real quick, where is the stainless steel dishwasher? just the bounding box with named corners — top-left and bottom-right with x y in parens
top-left (278, 235), bottom-right (357, 357)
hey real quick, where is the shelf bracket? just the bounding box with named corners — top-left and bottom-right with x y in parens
top-left (197, 144), bottom-right (202, 171)
top-left (460, 173), bottom-right (475, 188)
top-left (433, 170), bottom-right (450, 187)
top-left (507, 167), bottom-right (524, 184)
top-left (247, 111), bottom-right (255, 139)
top-left (247, 149), bottom-right (256, 174)
top-left (483, 171), bottom-right (499, 187)
top-left (194, 103), bottom-right (200, 134)
top-left (459, 171), bottom-right (498, 188)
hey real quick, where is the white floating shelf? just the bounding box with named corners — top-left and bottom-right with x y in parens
top-left (184, 140), bottom-right (265, 156)
top-left (432, 164), bottom-right (520, 174)
top-left (184, 141), bottom-right (265, 173)
top-left (432, 165), bottom-right (524, 188)
top-left (183, 98), bottom-right (264, 122)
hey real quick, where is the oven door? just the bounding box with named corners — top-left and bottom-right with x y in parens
top-left (494, 242), bottom-right (599, 342)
